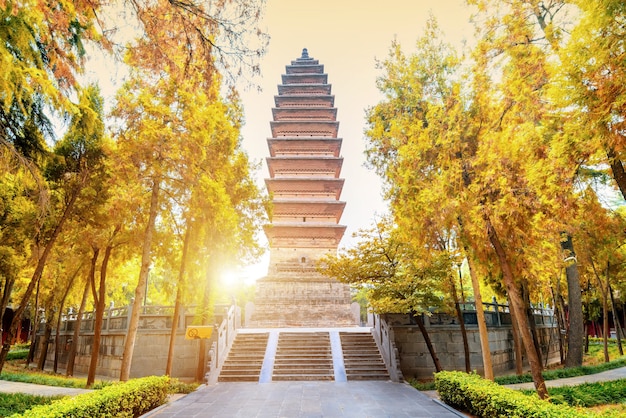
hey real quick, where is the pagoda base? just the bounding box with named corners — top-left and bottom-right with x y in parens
top-left (247, 277), bottom-right (356, 328)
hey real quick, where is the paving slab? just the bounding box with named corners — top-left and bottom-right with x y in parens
top-left (143, 381), bottom-right (464, 418)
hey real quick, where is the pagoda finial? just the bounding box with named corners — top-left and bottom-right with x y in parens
top-left (301, 48), bottom-right (309, 59)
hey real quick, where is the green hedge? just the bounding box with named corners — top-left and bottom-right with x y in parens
top-left (6, 349), bottom-right (29, 361)
top-left (434, 371), bottom-right (597, 418)
top-left (11, 375), bottom-right (170, 418)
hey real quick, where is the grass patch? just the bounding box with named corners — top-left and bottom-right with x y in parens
top-left (168, 378), bottom-right (199, 394)
top-left (494, 356), bottom-right (626, 385)
top-left (1, 361), bottom-right (111, 389)
top-left (0, 392), bottom-right (63, 417)
top-left (410, 341), bottom-right (626, 391)
top-left (520, 379), bottom-right (626, 408)
top-left (2, 360), bottom-right (197, 395)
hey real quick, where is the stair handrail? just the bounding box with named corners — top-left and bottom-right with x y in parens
top-left (205, 304), bottom-right (240, 384)
top-left (369, 311), bottom-right (404, 382)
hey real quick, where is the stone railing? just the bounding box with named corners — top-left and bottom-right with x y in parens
top-left (368, 312), bottom-right (403, 383)
top-left (34, 304), bottom-right (237, 381)
top-left (374, 302), bottom-right (560, 380)
top-left (206, 304), bottom-right (240, 384)
top-left (423, 302), bottom-right (557, 328)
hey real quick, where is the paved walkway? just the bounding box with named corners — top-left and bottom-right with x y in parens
top-left (3, 367), bottom-right (626, 417)
top-left (143, 381), bottom-right (464, 418)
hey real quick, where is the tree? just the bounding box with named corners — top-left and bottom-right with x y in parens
top-left (363, 6), bottom-right (584, 397)
top-left (557, 0), bottom-right (626, 200)
top-left (0, 85), bottom-right (108, 372)
top-left (321, 217), bottom-right (447, 372)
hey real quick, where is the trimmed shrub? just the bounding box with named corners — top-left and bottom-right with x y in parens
top-left (435, 371), bottom-right (598, 418)
top-left (543, 379), bottom-right (626, 408)
top-left (6, 349), bottom-right (29, 361)
top-left (11, 375), bottom-right (170, 418)
top-left (0, 393), bottom-right (63, 417)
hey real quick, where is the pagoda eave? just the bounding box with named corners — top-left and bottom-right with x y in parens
top-left (282, 74), bottom-right (328, 84)
top-left (265, 178), bottom-right (344, 200)
top-left (270, 121), bottom-right (339, 138)
top-left (272, 107), bottom-right (337, 121)
top-left (267, 157), bottom-right (343, 178)
top-left (272, 200), bottom-right (346, 221)
top-left (264, 223), bottom-right (347, 244)
top-left (277, 84), bottom-right (332, 96)
top-left (267, 138), bottom-right (342, 157)
top-left (275, 95), bottom-right (335, 108)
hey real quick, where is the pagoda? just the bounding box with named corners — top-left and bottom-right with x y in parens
top-left (248, 49), bottom-right (355, 327)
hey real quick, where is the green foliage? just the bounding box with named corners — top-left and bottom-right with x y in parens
top-left (494, 356), bottom-right (626, 385)
top-left (0, 392), bottom-right (63, 417)
top-left (0, 368), bottom-right (111, 389)
top-left (5, 350), bottom-right (29, 361)
top-left (525, 379), bottom-right (626, 408)
top-left (320, 216), bottom-right (447, 314)
top-left (168, 378), bottom-right (199, 394)
top-left (11, 375), bottom-right (169, 417)
top-left (435, 371), bottom-right (597, 417)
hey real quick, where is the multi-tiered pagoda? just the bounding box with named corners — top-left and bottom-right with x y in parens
top-left (248, 49), bottom-right (355, 327)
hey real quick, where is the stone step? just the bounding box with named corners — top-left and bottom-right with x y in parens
top-left (272, 374), bottom-right (334, 381)
top-left (274, 361), bottom-right (333, 370)
top-left (218, 332), bottom-right (269, 383)
top-left (340, 331), bottom-right (390, 381)
top-left (221, 367), bottom-right (263, 372)
top-left (219, 375), bottom-right (260, 382)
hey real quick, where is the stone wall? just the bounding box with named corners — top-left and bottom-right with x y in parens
top-left (33, 305), bottom-right (236, 380)
top-left (39, 331), bottom-right (200, 379)
top-left (380, 310), bottom-right (561, 381)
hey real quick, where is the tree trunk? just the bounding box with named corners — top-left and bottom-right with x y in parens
top-left (26, 278), bottom-right (42, 365)
top-left (87, 244), bottom-right (112, 387)
top-left (37, 321), bottom-right (53, 370)
top-left (607, 146), bottom-right (626, 201)
top-left (53, 278), bottom-right (74, 373)
top-left (603, 262), bottom-right (610, 362)
top-left (523, 283), bottom-right (543, 367)
top-left (166, 225), bottom-right (192, 376)
top-left (196, 265), bottom-right (215, 382)
top-left (0, 276), bottom-right (16, 348)
top-left (67, 274), bottom-right (92, 376)
top-left (508, 294), bottom-right (524, 375)
top-left (414, 312), bottom-right (443, 372)
top-left (609, 283), bottom-right (624, 356)
top-left (551, 286), bottom-right (565, 364)
top-left (466, 254), bottom-right (493, 380)
top-left (450, 275), bottom-right (470, 372)
top-left (487, 219), bottom-right (547, 399)
top-left (120, 178), bottom-right (160, 381)
top-left (0, 190), bottom-right (79, 373)
top-left (560, 233), bottom-right (584, 368)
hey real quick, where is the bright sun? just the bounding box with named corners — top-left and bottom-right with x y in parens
top-left (220, 257), bottom-right (269, 288)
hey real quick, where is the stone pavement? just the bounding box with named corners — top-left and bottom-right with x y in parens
top-left (142, 381), bottom-right (464, 418)
top-left (3, 366), bottom-right (626, 417)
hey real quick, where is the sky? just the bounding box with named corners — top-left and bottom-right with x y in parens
top-left (236, 0), bottom-right (476, 282)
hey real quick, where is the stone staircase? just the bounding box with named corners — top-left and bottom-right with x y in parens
top-left (218, 332), bottom-right (269, 382)
top-left (217, 330), bottom-right (390, 383)
top-left (340, 332), bottom-right (390, 380)
top-left (273, 332), bottom-right (334, 381)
